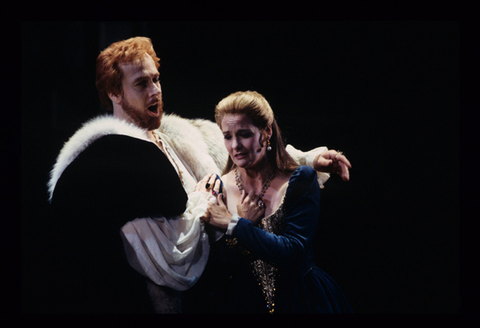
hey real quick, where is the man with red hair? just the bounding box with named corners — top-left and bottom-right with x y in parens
top-left (46, 37), bottom-right (189, 313)
top-left (45, 37), bottom-right (351, 313)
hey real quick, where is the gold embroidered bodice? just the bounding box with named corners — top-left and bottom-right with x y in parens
top-left (224, 194), bottom-right (287, 314)
top-left (251, 202), bottom-right (286, 313)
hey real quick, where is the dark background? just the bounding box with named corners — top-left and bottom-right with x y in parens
top-left (21, 21), bottom-right (464, 313)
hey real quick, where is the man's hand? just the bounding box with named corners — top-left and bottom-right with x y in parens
top-left (314, 150), bottom-right (352, 181)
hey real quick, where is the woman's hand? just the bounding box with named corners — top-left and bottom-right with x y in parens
top-left (200, 193), bottom-right (232, 231)
top-left (236, 190), bottom-right (265, 226)
top-left (314, 150), bottom-right (352, 181)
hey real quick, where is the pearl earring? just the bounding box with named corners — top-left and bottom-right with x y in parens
top-left (267, 140), bottom-right (272, 151)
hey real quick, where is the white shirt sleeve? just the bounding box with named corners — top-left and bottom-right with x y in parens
top-left (226, 213), bottom-right (240, 235)
top-left (285, 144), bottom-right (330, 189)
top-left (119, 190), bottom-right (212, 291)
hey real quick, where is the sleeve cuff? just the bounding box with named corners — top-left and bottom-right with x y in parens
top-left (226, 213), bottom-right (240, 235)
top-left (285, 144), bottom-right (330, 189)
top-left (286, 144), bottom-right (328, 167)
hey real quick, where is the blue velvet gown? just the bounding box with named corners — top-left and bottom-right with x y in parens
top-left (208, 165), bottom-right (353, 313)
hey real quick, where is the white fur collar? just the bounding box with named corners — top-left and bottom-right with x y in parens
top-left (155, 114), bottom-right (224, 182)
top-left (48, 113), bottom-right (227, 202)
top-left (47, 115), bottom-right (150, 201)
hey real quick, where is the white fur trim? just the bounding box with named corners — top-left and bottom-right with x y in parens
top-left (157, 114), bottom-right (227, 182)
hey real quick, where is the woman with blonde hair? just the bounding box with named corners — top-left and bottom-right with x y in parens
top-left (198, 91), bottom-right (353, 313)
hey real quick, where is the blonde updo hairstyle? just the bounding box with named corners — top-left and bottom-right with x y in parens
top-left (215, 91), bottom-right (299, 175)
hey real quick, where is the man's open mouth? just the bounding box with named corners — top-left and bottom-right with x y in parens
top-left (147, 104), bottom-right (158, 114)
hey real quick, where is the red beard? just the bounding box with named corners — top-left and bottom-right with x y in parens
top-left (121, 97), bottom-right (163, 131)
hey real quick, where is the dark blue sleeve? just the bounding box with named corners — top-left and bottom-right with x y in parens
top-left (231, 166), bottom-right (321, 268)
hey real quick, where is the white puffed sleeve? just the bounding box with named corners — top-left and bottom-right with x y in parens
top-left (286, 144), bottom-right (330, 189)
top-left (120, 190), bottom-right (215, 291)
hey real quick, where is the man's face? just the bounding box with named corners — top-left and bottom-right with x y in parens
top-left (118, 54), bottom-right (163, 130)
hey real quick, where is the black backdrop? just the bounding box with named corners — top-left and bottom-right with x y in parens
top-left (21, 21), bottom-right (463, 313)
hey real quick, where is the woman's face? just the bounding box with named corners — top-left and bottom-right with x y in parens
top-left (221, 114), bottom-right (270, 170)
